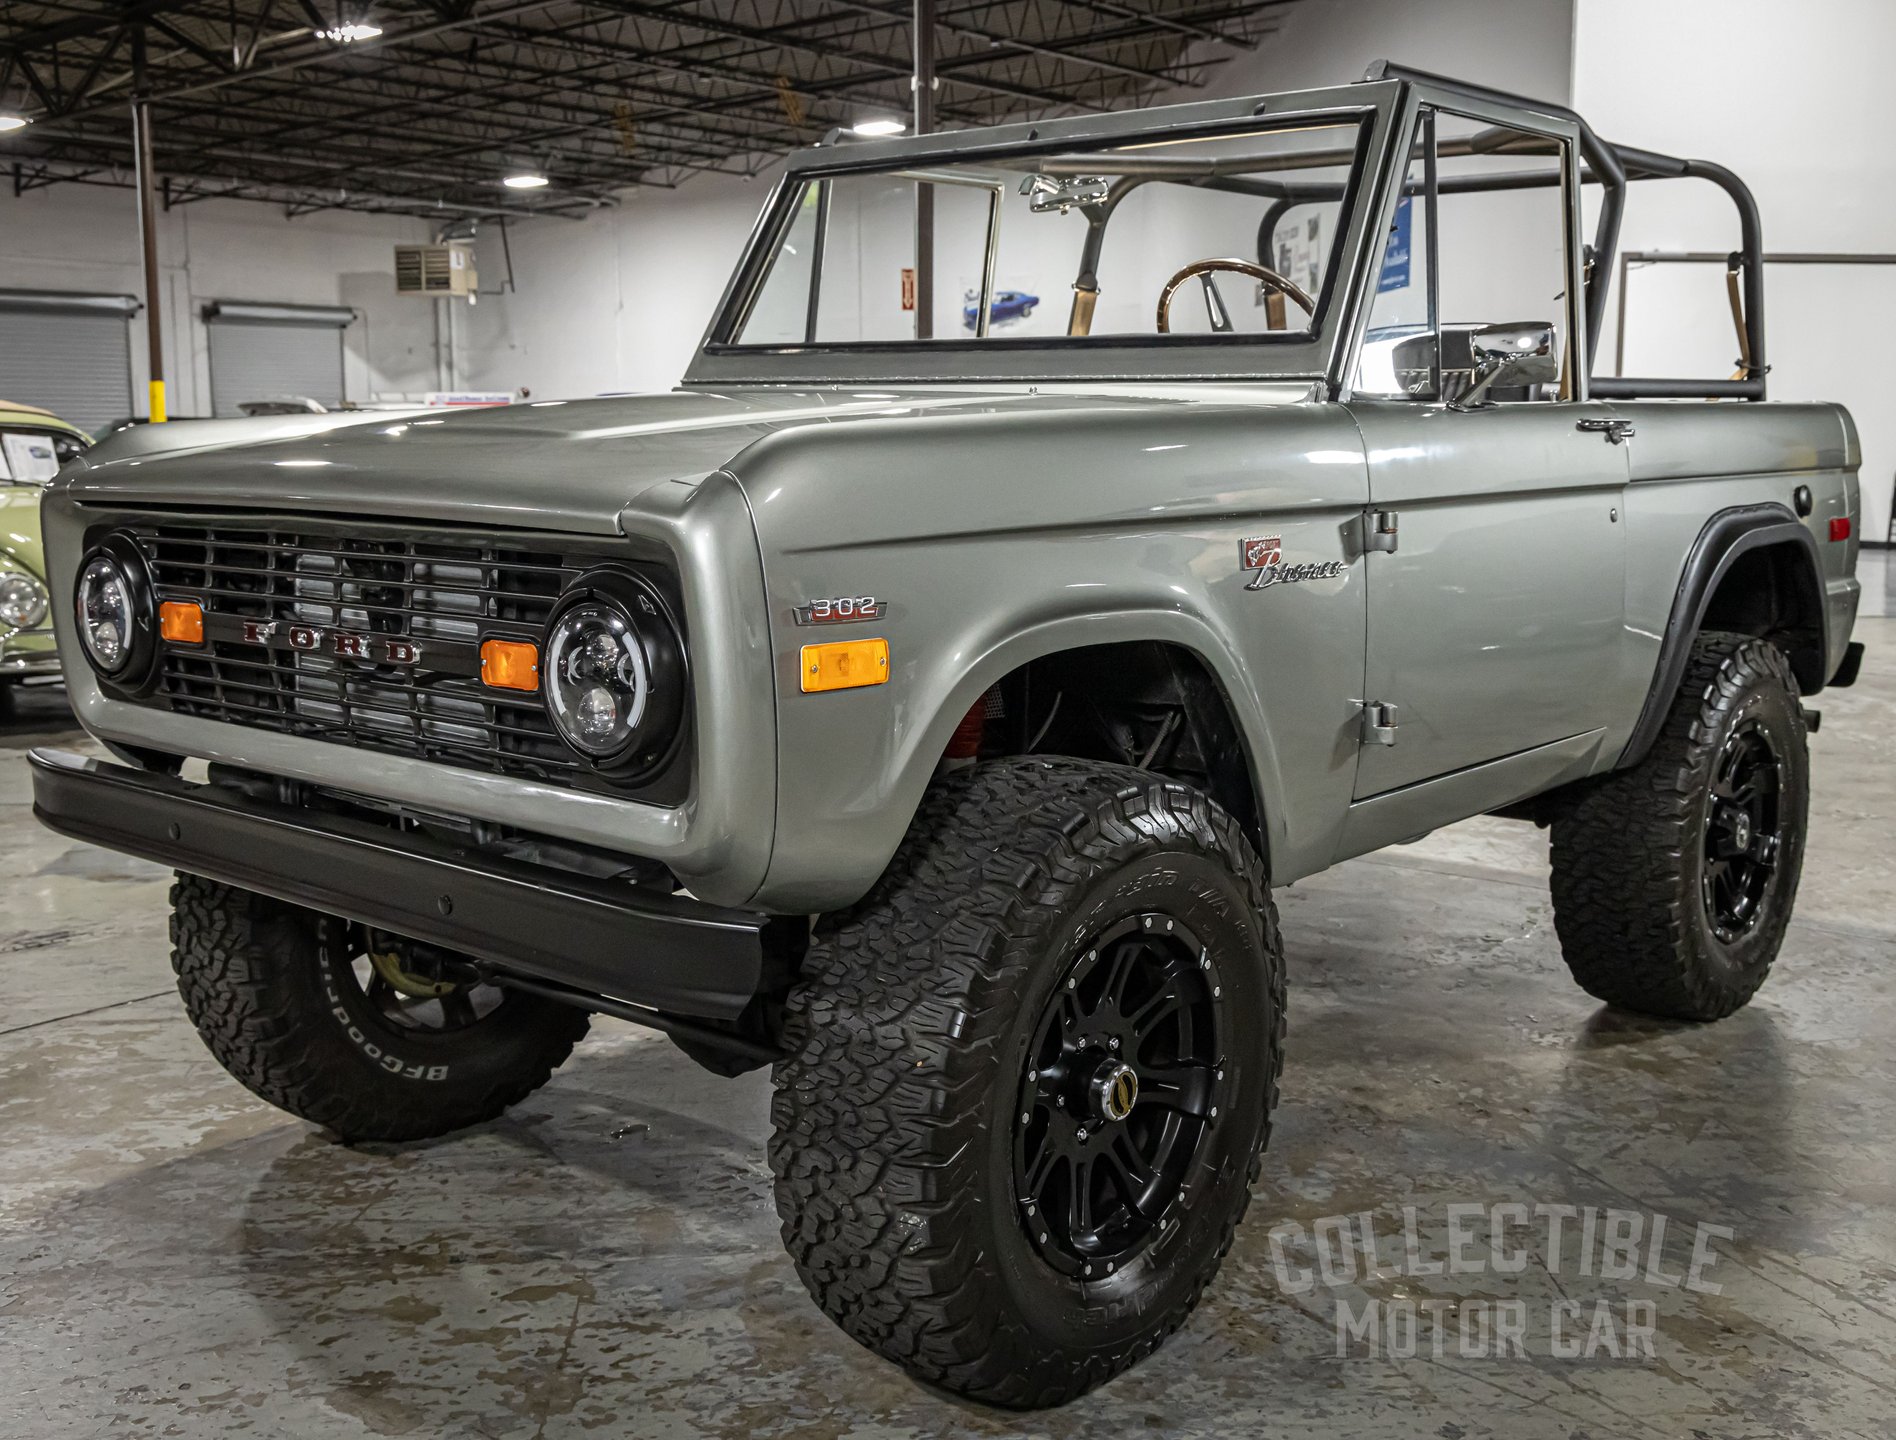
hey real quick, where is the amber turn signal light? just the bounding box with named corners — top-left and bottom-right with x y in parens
top-left (481, 637), bottom-right (540, 691)
top-left (158, 600), bottom-right (204, 645)
top-left (801, 638), bottom-right (889, 693)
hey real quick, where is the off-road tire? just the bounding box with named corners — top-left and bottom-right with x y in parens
top-left (769, 757), bottom-right (1284, 1408)
top-left (1549, 632), bottom-right (1809, 1020)
top-left (170, 873), bottom-right (591, 1141)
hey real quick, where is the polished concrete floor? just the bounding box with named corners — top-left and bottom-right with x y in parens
top-left (4, 559), bottom-right (1893, 1439)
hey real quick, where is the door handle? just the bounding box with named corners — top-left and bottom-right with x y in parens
top-left (1577, 417), bottom-right (1636, 444)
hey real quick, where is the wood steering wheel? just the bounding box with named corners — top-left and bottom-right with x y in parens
top-left (1155, 258), bottom-right (1316, 334)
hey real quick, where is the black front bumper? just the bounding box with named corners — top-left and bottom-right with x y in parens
top-left (28, 747), bottom-right (768, 1021)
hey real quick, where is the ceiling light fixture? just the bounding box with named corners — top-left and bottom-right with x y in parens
top-left (321, 23), bottom-right (383, 43)
top-left (0, 114), bottom-right (29, 133)
top-left (851, 117), bottom-right (906, 137)
top-left (503, 171), bottom-right (549, 189)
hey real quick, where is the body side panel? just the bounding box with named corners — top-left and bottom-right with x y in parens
top-left (1347, 400), bottom-right (1630, 797)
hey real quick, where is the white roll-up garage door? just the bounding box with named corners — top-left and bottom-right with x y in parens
top-left (0, 291), bottom-right (137, 437)
top-left (205, 301), bottom-right (353, 416)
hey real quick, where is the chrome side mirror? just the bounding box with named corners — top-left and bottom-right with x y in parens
top-left (1018, 173), bottom-right (1110, 214)
top-left (1450, 321), bottom-right (1558, 408)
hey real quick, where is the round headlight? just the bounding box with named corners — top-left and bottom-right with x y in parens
top-left (72, 534), bottom-right (158, 688)
top-left (542, 570), bottom-right (686, 777)
top-left (77, 555), bottom-right (136, 673)
top-left (0, 568), bottom-right (49, 630)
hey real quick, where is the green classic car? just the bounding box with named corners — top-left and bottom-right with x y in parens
top-left (1, 402), bottom-right (89, 710)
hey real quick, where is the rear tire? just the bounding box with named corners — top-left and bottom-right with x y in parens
top-left (1549, 632), bottom-right (1809, 1020)
top-left (769, 758), bottom-right (1283, 1407)
top-left (170, 873), bottom-right (591, 1141)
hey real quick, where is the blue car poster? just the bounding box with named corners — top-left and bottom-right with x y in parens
top-left (1378, 195), bottom-right (1413, 293)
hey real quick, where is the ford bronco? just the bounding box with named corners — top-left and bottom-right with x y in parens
top-left (29, 63), bottom-right (1864, 1406)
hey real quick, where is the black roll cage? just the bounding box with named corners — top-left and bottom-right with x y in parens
top-left (691, 63), bottom-right (1767, 401)
top-left (1361, 62), bottom-right (1766, 400)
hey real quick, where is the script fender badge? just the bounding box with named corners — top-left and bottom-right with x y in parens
top-left (1240, 534), bottom-right (1347, 592)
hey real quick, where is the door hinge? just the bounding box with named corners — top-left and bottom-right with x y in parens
top-left (1358, 701), bottom-right (1399, 746)
top-left (1365, 510), bottom-right (1399, 553)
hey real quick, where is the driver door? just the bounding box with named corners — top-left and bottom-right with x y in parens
top-left (1345, 105), bottom-right (1630, 806)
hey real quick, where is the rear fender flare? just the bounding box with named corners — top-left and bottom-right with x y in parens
top-left (1617, 502), bottom-right (1824, 769)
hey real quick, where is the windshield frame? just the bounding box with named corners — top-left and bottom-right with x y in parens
top-left (685, 80), bottom-right (1402, 388)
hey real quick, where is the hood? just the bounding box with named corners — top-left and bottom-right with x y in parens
top-left (56, 385), bottom-right (1316, 536)
top-left (1, 485), bottom-right (46, 579)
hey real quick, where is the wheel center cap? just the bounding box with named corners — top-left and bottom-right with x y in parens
top-left (1730, 810), bottom-right (1752, 850)
top-left (1090, 1060), bottom-right (1139, 1123)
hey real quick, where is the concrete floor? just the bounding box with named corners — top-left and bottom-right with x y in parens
top-left (4, 557), bottom-right (1893, 1439)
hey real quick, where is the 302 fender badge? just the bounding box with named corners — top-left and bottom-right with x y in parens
top-left (794, 596), bottom-right (886, 625)
top-left (1239, 535), bottom-right (1347, 592)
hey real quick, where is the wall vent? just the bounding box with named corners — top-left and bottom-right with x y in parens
top-left (394, 243), bottom-right (477, 296)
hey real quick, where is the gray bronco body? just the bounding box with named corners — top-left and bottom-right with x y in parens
top-left (33, 63), bottom-right (1863, 973)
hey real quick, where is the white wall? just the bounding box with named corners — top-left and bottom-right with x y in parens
top-left (1575, 0), bottom-right (1896, 541)
top-left (458, 176), bottom-right (776, 400)
top-left (1190, 0), bottom-right (1573, 102)
top-left (454, 0), bottom-right (1577, 401)
top-left (0, 182), bottom-right (442, 419)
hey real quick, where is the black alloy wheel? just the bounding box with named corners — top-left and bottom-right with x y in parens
top-left (1702, 719), bottom-right (1785, 943)
top-left (1014, 912), bottom-right (1223, 1280)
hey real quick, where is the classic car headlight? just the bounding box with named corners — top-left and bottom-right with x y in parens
top-left (542, 568), bottom-right (686, 777)
top-left (0, 564), bottom-right (49, 630)
top-left (73, 534), bottom-right (158, 686)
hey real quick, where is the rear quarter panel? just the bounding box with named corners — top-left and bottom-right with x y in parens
top-left (1613, 400), bottom-right (1859, 725)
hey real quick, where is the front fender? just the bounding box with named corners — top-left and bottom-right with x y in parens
top-left (732, 400), bottom-right (1371, 913)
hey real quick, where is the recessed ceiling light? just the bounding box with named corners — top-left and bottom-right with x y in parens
top-left (851, 118), bottom-right (906, 137)
top-left (503, 171), bottom-right (549, 189)
top-left (321, 23), bottom-right (382, 42)
top-left (0, 114), bottom-right (29, 133)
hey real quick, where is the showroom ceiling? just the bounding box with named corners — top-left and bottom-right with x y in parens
top-left (0, 1), bottom-right (1294, 223)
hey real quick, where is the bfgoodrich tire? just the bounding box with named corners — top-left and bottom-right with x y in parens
top-left (170, 873), bottom-right (591, 1142)
top-left (769, 758), bottom-right (1284, 1407)
top-left (1549, 632), bottom-right (1810, 1021)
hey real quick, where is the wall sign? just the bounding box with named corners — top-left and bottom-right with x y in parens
top-left (1378, 195), bottom-right (1413, 293)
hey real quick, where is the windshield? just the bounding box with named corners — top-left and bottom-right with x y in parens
top-left (727, 118), bottom-right (1369, 349)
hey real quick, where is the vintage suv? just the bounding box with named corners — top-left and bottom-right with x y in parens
top-left (30, 64), bottom-right (1865, 1406)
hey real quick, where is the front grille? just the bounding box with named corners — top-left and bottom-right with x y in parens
top-left (135, 520), bottom-right (586, 783)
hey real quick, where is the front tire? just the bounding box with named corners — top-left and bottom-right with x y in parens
top-left (769, 758), bottom-right (1284, 1407)
top-left (170, 873), bottom-right (591, 1141)
top-left (1549, 632), bottom-right (1809, 1020)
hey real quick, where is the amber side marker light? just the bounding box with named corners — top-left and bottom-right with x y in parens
top-left (481, 638), bottom-right (540, 690)
top-left (801, 638), bottom-right (889, 693)
top-left (158, 600), bottom-right (204, 644)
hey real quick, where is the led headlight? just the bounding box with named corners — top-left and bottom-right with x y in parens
top-left (542, 568), bottom-right (685, 777)
top-left (0, 563), bottom-right (49, 630)
top-left (72, 533), bottom-right (158, 688)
